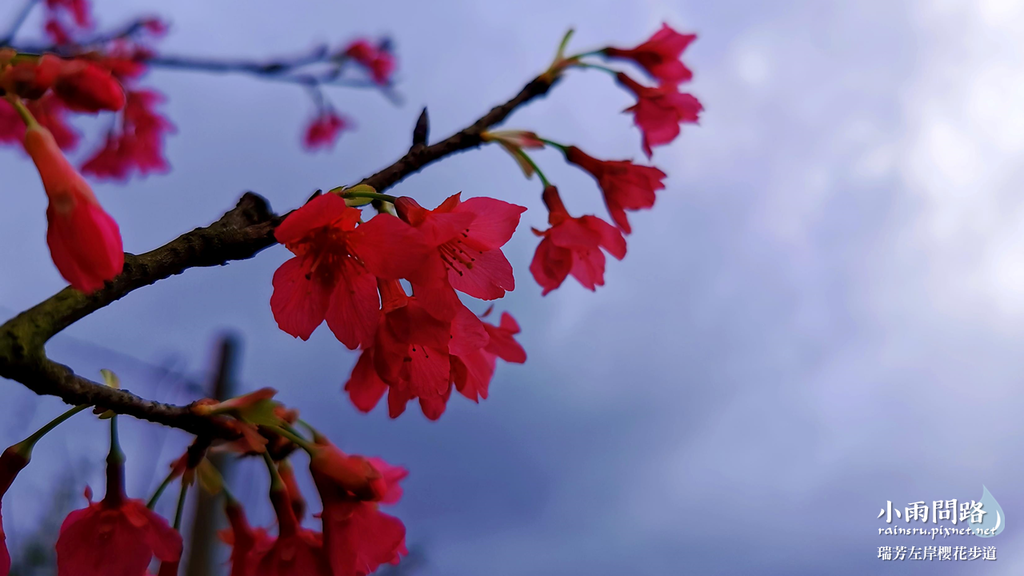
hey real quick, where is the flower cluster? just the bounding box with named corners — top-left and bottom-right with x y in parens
top-left (43, 0), bottom-right (94, 46)
top-left (217, 441), bottom-right (407, 576)
top-left (270, 191), bottom-right (527, 420)
top-left (267, 25), bottom-right (701, 421)
top-left (0, 1), bottom-right (173, 180)
top-left (488, 24), bottom-right (701, 293)
top-left (0, 388), bottom-right (409, 576)
top-left (300, 38), bottom-right (396, 151)
top-left (342, 39), bottom-right (396, 87)
top-left (2, 1), bottom-right (399, 177)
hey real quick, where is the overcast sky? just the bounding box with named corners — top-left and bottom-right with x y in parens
top-left (3, 0), bottom-right (1024, 574)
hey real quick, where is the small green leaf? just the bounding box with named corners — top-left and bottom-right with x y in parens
top-left (240, 399), bottom-right (284, 428)
top-left (500, 142), bottom-right (534, 178)
top-left (100, 369), bottom-right (120, 389)
top-left (196, 459), bottom-right (224, 495)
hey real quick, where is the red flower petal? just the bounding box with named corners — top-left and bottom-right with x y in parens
top-left (349, 213), bottom-right (435, 281)
top-left (530, 235), bottom-right (573, 295)
top-left (344, 348), bottom-right (388, 413)
top-left (565, 147), bottom-right (666, 234)
top-left (604, 23), bottom-right (697, 85)
top-left (56, 499), bottom-right (182, 576)
top-left (532, 185), bottom-right (627, 293)
top-left (396, 194), bottom-right (523, 302)
top-left (580, 215), bottom-right (627, 260)
top-left (27, 95), bottom-right (80, 151)
top-left (447, 246), bottom-right (515, 300)
top-left (457, 196), bottom-right (526, 251)
top-left (618, 73), bottom-right (702, 157)
top-left (567, 243), bottom-right (607, 291)
top-left (274, 194), bottom-right (357, 246)
top-left (366, 458), bottom-right (408, 505)
top-left (270, 256), bottom-right (331, 341)
top-left (484, 313), bottom-right (527, 364)
top-left (343, 39), bottom-right (397, 86)
top-left (323, 261), bottom-right (380, 350)
top-left (321, 503), bottom-right (406, 576)
top-left (451, 352), bottom-right (495, 402)
top-left (80, 89), bottom-right (173, 181)
top-left (257, 487), bottom-right (330, 576)
top-left (52, 61), bottom-right (126, 113)
top-left (0, 509), bottom-right (9, 576)
top-left (222, 499), bottom-right (273, 576)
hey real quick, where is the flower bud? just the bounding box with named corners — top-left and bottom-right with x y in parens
top-left (23, 124), bottom-right (124, 292)
top-left (52, 60), bottom-right (126, 112)
top-left (0, 55), bottom-right (62, 100)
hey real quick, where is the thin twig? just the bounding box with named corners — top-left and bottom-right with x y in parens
top-left (7, 30), bottom-right (401, 102)
top-left (0, 0), bottom-right (40, 46)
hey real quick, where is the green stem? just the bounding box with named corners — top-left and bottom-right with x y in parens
top-left (264, 424), bottom-right (316, 454)
top-left (4, 96), bottom-right (39, 129)
top-left (261, 451), bottom-right (283, 490)
top-left (295, 419), bottom-right (328, 444)
top-left (105, 416), bottom-right (126, 506)
top-left (568, 49), bottom-right (606, 60)
top-left (282, 422), bottom-right (315, 444)
top-left (515, 150), bottom-right (551, 187)
top-left (333, 189), bottom-right (398, 204)
top-left (15, 405), bottom-right (88, 455)
top-left (109, 416), bottom-right (124, 463)
top-left (173, 480), bottom-right (189, 530)
top-left (296, 419), bottom-right (317, 436)
top-left (221, 483), bottom-right (237, 504)
top-left (575, 62), bottom-right (619, 77)
top-left (146, 469), bottom-right (178, 509)
top-left (539, 138), bottom-right (569, 153)
top-left (555, 28), bottom-right (576, 59)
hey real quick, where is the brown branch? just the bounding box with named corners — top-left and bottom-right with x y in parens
top-left (6, 23), bottom-right (401, 101)
top-left (0, 73), bottom-right (557, 438)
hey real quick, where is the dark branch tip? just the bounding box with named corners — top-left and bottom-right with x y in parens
top-left (412, 107), bottom-right (429, 148)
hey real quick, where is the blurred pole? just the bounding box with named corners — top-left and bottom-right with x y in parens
top-left (185, 333), bottom-right (241, 576)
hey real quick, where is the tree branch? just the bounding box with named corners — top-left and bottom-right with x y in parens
top-left (0, 73), bottom-right (556, 438)
top-left (5, 23), bottom-right (400, 101)
top-left (0, 0), bottom-right (40, 45)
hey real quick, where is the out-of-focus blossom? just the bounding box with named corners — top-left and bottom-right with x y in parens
top-left (309, 440), bottom-right (408, 576)
top-left (81, 89), bottom-right (173, 180)
top-left (52, 60), bottom-right (126, 113)
top-left (256, 478), bottom-right (330, 576)
top-left (45, 0), bottom-right (92, 28)
top-left (302, 110), bottom-right (350, 151)
top-left (55, 432), bottom-right (182, 576)
top-left (220, 498), bottom-right (273, 576)
top-left (344, 39), bottom-right (396, 85)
